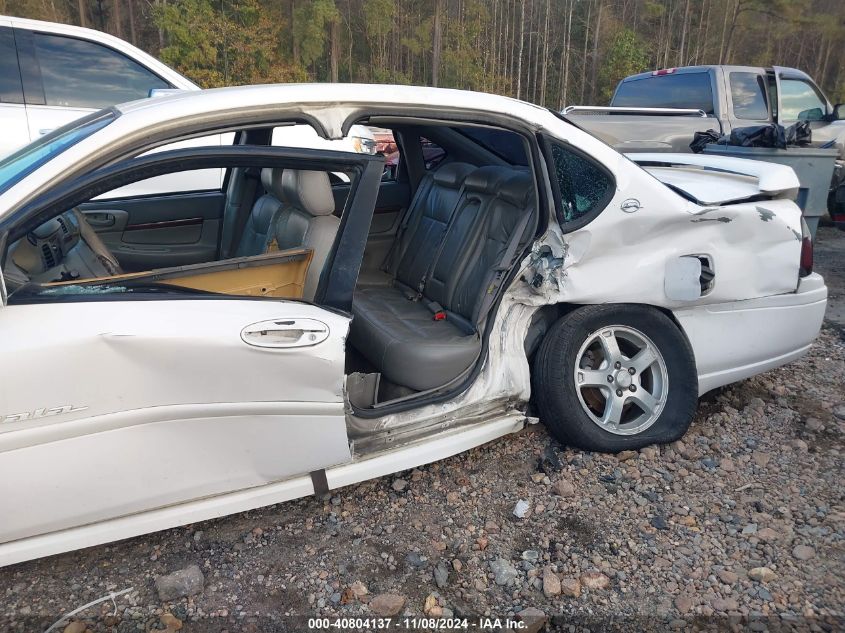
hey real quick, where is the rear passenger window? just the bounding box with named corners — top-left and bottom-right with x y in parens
top-left (378, 132), bottom-right (445, 181)
top-left (730, 72), bottom-right (769, 120)
top-left (0, 27), bottom-right (23, 104)
top-left (32, 33), bottom-right (169, 108)
top-left (550, 142), bottom-right (613, 228)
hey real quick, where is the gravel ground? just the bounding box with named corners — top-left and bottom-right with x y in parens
top-left (2, 231), bottom-right (843, 633)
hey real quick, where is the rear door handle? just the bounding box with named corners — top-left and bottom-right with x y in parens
top-left (241, 318), bottom-right (330, 348)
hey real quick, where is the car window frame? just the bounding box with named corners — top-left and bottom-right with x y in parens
top-left (778, 77), bottom-right (828, 121)
top-left (729, 71), bottom-right (770, 121)
top-left (0, 26), bottom-right (24, 104)
top-left (14, 28), bottom-right (174, 109)
top-left (1, 145), bottom-right (385, 311)
top-left (611, 71), bottom-right (716, 114)
top-left (540, 134), bottom-right (616, 233)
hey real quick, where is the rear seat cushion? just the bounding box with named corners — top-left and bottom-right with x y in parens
top-left (350, 287), bottom-right (480, 392)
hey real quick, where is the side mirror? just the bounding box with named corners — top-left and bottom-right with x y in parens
top-left (833, 103), bottom-right (845, 121)
top-left (797, 107), bottom-right (824, 121)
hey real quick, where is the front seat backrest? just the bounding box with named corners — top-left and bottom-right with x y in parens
top-left (233, 167), bottom-right (285, 258)
top-left (274, 169), bottom-right (340, 300)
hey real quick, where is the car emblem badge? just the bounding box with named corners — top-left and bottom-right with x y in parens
top-left (621, 198), bottom-right (641, 213)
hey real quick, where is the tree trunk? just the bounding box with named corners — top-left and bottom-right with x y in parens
top-left (516, 0), bottom-right (525, 99)
top-left (539, 0), bottom-right (550, 106)
top-left (329, 18), bottom-right (339, 82)
top-left (78, 0), bottom-right (87, 27)
top-left (112, 0), bottom-right (122, 38)
top-left (590, 0), bottom-right (603, 104)
top-left (580, 0), bottom-right (592, 103)
top-left (718, 0), bottom-right (732, 64)
top-left (723, 0), bottom-right (744, 64)
top-left (156, 0), bottom-right (165, 50)
top-left (291, 0), bottom-right (300, 64)
top-left (432, 0), bottom-right (442, 87)
top-left (678, 0), bottom-right (690, 66)
top-left (128, 0), bottom-right (137, 45)
top-left (559, 0), bottom-right (574, 109)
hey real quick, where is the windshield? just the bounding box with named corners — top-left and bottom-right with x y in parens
top-left (0, 110), bottom-right (115, 196)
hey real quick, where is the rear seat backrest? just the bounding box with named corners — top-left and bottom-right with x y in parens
top-left (391, 162), bottom-right (476, 290)
top-left (450, 170), bottom-right (534, 324)
top-left (424, 166), bottom-right (516, 316)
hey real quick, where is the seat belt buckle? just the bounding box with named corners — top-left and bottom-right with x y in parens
top-left (427, 300), bottom-right (446, 321)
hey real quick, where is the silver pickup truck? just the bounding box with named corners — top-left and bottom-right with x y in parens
top-left (566, 65), bottom-right (845, 225)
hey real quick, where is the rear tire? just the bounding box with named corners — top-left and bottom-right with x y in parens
top-left (532, 304), bottom-right (698, 453)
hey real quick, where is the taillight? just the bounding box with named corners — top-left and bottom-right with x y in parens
top-left (799, 235), bottom-right (813, 277)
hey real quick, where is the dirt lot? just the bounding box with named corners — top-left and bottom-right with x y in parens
top-left (2, 230), bottom-right (843, 633)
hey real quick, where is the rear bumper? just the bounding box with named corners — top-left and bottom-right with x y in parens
top-left (674, 273), bottom-right (827, 395)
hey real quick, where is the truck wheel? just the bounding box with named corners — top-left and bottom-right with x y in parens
top-left (532, 304), bottom-right (698, 453)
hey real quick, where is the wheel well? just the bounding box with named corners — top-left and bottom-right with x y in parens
top-left (524, 302), bottom-right (690, 363)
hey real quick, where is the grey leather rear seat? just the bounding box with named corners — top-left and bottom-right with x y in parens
top-left (385, 162), bottom-right (476, 292)
top-left (350, 165), bottom-right (534, 392)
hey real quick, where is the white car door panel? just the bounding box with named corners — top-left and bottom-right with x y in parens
top-left (0, 105), bottom-right (29, 157)
top-left (24, 104), bottom-right (93, 142)
top-left (0, 298), bottom-right (351, 543)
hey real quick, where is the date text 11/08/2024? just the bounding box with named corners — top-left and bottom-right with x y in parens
top-left (308, 617), bottom-right (532, 630)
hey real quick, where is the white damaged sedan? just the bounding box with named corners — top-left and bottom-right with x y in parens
top-left (0, 84), bottom-right (827, 565)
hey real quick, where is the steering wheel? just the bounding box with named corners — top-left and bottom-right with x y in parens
top-left (71, 208), bottom-right (123, 277)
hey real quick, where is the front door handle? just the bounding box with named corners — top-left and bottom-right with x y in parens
top-left (241, 318), bottom-right (330, 348)
top-left (84, 212), bottom-right (117, 228)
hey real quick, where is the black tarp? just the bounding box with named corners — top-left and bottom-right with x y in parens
top-left (690, 121), bottom-right (812, 153)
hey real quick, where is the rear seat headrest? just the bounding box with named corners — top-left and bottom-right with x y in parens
top-left (280, 169), bottom-right (335, 217)
top-left (463, 165), bottom-right (517, 195)
top-left (464, 166), bottom-right (533, 206)
top-left (260, 167), bottom-right (285, 201)
top-left (432, 162), bottom-right (476, 188)
top-left (498, 171), bottom-right (533, 207)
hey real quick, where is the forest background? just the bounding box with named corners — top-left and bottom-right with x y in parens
top-left (2, 0), bottom-right (843, 108)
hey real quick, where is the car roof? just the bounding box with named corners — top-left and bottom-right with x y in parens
top-left (115, 83), bottom-right (553, 136)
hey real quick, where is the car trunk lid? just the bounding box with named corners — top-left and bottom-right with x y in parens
top-left (626, 152), bottom-right (800, 205)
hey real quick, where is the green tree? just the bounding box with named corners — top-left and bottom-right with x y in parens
top-left (293, 0), bottom-right (338, 70)
top-left (598, 28), bottom-right (649, 104)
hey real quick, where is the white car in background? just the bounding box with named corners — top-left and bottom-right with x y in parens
top-left (0, 84), bottom-right (827, 566)
top-left (0, 14), bottom-right (376, 192)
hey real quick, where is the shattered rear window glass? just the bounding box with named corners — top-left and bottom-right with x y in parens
top-left (550, 143), bottom-right (612, 226)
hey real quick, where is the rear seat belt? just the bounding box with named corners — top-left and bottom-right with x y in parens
top-left (475, 212), bottom-right (532, 329)
top-left (381, 175), bottom-right (433, 274)
top-left (414, 185), bottom-right (470, 298)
